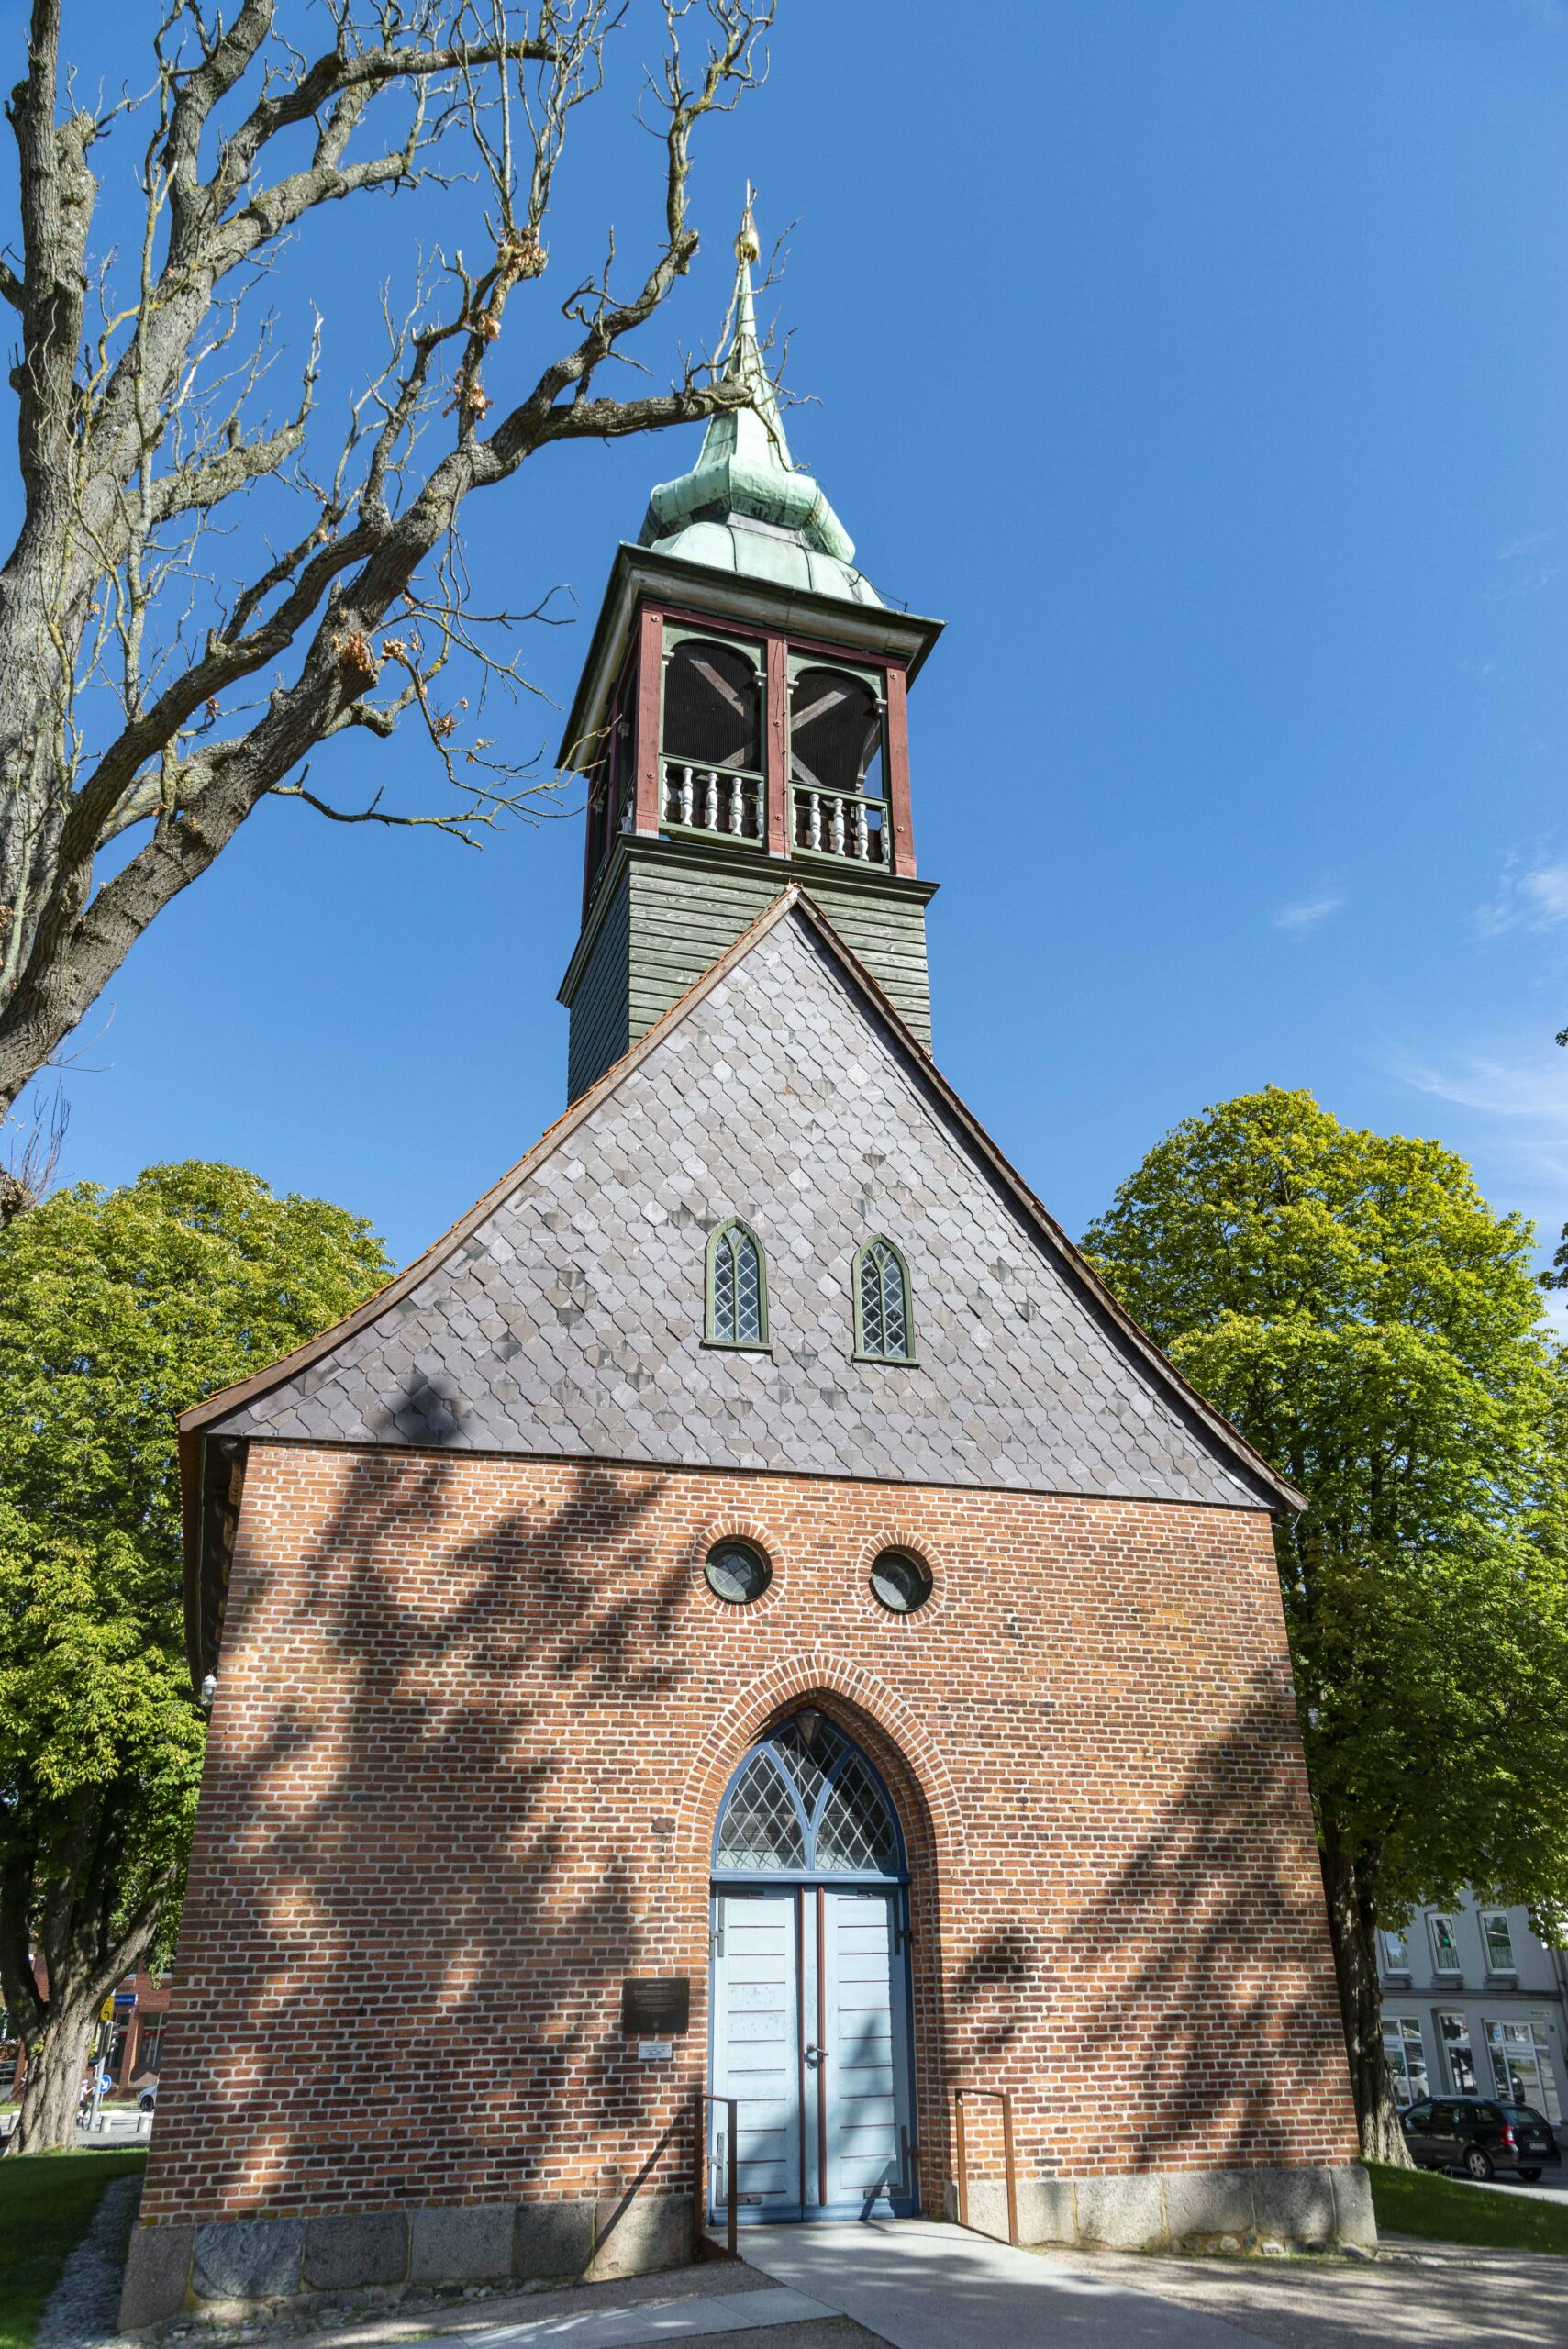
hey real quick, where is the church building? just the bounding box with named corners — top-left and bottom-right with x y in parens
top-left (122, 211), bottom-right (1370, 2328)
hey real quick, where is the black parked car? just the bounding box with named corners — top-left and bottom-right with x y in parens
top-left (1400, 2095), bottom-right (1560, 2180)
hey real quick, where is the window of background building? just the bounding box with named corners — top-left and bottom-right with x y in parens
top-left (1379, 1926), bottom-right (1410, 1973)
top-left (1482, 1912), bottom-right (1518, 1974)
top-left (1438, 2009), bottom-right (1476, 2095)
top-left (1487, 2019), bottom-right (1562, 2121)
top-left (138, 2020), bottom-right (163, 2073)
top-left (1429, 1913), bottom-right (1462, 1974)
top-left (1383, 2016), bottom-right (1430, 2108)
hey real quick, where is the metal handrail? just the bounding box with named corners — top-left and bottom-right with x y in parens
top-left (693, 2089), bottom-right (739, 2259)
top-left (952, 2086), bottom-right (1018, 2247)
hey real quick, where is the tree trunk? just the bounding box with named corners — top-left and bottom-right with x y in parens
top-left (5, 1984), bottom-right (99, 2154)
top-left (1321, 1833), bottom-right (1411, 2165)
top-left (1, 1798), bottom-right (170, 2156)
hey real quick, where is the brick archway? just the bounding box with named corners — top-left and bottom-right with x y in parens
top-left (673, 1649), bottom-right (967, 1880)
top-left (679, 1651), bottom-right (962, 2218)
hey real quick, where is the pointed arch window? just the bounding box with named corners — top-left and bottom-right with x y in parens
top-left (854, 1238), bottom-right (914, 1364)
top-left (713, 1714), bottom-right (904, 1879)
top-left (706, 1219), bottom-right (768, 1350)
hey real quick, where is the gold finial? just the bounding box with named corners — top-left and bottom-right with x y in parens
top-left (735, 183), bottom-right (760, 266)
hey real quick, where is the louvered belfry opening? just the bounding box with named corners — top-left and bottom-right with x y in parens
top-left (714, 1714), bottom-right (904, 1880)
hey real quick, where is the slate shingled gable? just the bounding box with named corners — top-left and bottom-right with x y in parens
top-left (183, 894), bottom-right (1299, 1643)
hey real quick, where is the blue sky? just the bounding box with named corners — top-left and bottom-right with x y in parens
top-left (11, 1), bottom-right (1568, 1287)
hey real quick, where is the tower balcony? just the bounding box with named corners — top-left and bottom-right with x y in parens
top-left (656, 760), bottom-right (889, 869)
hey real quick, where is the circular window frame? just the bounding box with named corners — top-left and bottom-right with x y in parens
top-left (706, 1537), bottom-right (772, 1606)
top-left (690, 1516), bottom-right (787, 1620)
top-left (852, 1531), bottom-right (945, 1630)
top-left (868, 1546), bottom-right (933, 1617)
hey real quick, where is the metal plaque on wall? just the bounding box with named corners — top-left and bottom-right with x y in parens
top-left (620, 1976), bottom-right (691, 2037)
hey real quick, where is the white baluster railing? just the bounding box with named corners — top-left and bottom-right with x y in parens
top-left (657, 764), bottom-right (883, 863)
top-left (661, 763), bottom-right (763, 843)
top-left (792, 785), bottom-right (886, 864)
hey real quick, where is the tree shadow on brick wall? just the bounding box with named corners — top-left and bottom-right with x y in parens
top-left (949, 1925), bottom-right (1040, 2066)
top-left (1057, 1665), bottom-right (1351, 2172)
top-left (150, 1442), bottom-right (708, 2229)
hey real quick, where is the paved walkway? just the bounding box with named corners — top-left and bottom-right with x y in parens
top-left (398, 2286), bottom-right (847, 2349)
top-left (1088, 2235), bottom-right (1568, 2349)
top-left (739, 2220), bottom-right (1273, 2349)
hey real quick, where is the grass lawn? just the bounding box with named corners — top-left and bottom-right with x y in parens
top-left (0, 2149), bottom-right (148, 2349)
top-left (1369, 2160), bottom-right (1568, 2256)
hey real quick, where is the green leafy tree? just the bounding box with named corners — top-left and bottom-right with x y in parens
top-left (1083, 1087), bottom-right (1568, 2163)
top-left (0, 1163), bottom-right (389, 2153)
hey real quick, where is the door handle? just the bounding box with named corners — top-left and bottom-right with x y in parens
top-left (804, 2045), bottom-right (827, 2066)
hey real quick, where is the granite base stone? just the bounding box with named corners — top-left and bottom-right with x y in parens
top-left (1163, 2167), bottom-right (1260, 2246)
top-left (125, 2192), bottom-right (691, 2326)
top-left (117, 2221), bottom-right (194, 2331)
top-left (409, 2204), bottom-right (513, 2284)
top-left (192, 2216), bottom-right (303, 2303)
top-left (1073, 2174), bottom-right (1166, 2251)
top-left (1329, 2162), bottom-right (1378, 2251)
top-left (947, 2164), bottom-right (1377, 2256)
top-left (589, 2192), bottom-right (691, 2279)
top-left (515, 2197), bottom-right (595, 2282)
top-left (1251, 2164), bottom-right (1337, 2249)
top-left (302, 2211), bottom-right (408, 2290)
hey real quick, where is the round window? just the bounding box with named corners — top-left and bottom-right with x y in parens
top-left (705, 1540), bottom-right (772, 1606)
top-left (869, 1549), bottom-right (931, 1615)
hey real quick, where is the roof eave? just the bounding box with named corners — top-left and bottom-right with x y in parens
top-left (557, 543), bottom-right (945, 775)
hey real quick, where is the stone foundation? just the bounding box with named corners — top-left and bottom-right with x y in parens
top-left (122, 2164), bottom-right (1376, 2328)
top-left (944, 2162), bottom-right (1377, 2257)
top-left (118, 2192), bottom-right (691, 2331)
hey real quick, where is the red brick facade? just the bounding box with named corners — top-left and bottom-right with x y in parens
top-left (141, 1440), bottom-right (1358, 2233)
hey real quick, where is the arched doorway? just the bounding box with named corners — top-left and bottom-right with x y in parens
top-left (708, 1710), bottom-right (917, 2223)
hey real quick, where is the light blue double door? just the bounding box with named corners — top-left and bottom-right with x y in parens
top-left (709, 1883), bottom-right (917, 2222)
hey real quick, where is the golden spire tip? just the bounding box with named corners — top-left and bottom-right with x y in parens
top-left (735, 182), bottom-right (760, 267)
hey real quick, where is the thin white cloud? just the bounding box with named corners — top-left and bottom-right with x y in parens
top-left (1389, 1043), bottom-right (1568, 1259)
top-left (1273, 891), bottom-right (1345, 940)
top-left (1496, 529), bottom-right (1557, 562)
top-left (1475, 854), bottom-right (1568, 940)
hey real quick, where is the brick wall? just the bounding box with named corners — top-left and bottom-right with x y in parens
top-left (140, 1441), bottom-right (1358, 2227)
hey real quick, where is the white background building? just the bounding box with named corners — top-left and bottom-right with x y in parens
top-left (1380, 1894), bottom-right (1568, 2121)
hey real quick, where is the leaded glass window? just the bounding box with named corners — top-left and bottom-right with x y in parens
top-left (855, 1238), bottom-right (913, 1363)
top-left (717, 1747), bottom-right (806, 1869)
top-left (713, 1714), bottom-right (904, 1878)
top-left (815, 1747), bottom-right (902, 1873)
top-left (706, 1220), bottom-right (767, 1348)
top-left (706, 1540), bottom-right (771, 1605)
top-left (869, 1549), bottom-right (931, 1616)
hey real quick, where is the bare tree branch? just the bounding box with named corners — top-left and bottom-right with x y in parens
top-left (0, 0), bottom-right (779, 1143)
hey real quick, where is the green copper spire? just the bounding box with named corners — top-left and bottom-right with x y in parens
top-left (639, 196), bottom-right (880, 606)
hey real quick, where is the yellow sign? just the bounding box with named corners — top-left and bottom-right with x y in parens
top-left (99, 1998), bottom-right (114, 2022)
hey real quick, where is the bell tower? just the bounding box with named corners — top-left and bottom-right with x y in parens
top-left (556, 202), bottom-right (943, 1102)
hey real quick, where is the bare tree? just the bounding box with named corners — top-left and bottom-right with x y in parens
top-left (0, 0), bottom-right (773, 1174)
